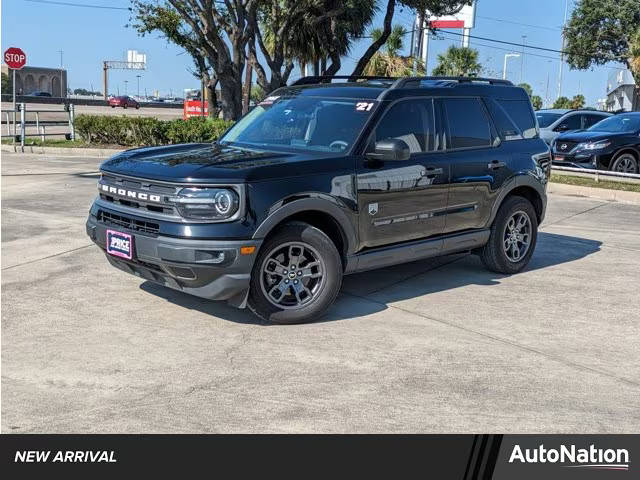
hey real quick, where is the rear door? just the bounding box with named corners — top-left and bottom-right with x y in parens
top-left (440, 97), bottom-right (512, 233)
top-left (356, 98), bottom-right (450, 248)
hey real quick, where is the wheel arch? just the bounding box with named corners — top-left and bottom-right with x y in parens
top-left (252, 197), bottom-right (357, 267)
top-left (488, 175), bottom-right (546, 226)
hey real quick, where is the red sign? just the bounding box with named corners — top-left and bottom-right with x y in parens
top-left (429, 20), bottom-right (465, 28)
top-left (4, 47), bottom-right (26, 70)
top-left (183, 100), bottom-right (208, 119)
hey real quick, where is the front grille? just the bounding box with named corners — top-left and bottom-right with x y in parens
top-left (97, 210), bottom-right (159, 235)
top-left (99, 174), bottom-right (179, 217)
top-left (555, 140), bottom-right (578, 152)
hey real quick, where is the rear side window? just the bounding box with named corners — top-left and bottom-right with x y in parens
top-left (443, 98), bottom-right (492, 149)
top-left (497, 99), bottom-right (538, 139)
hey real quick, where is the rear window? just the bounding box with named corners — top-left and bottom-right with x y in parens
top-left (443, 98), bottom-right (492, 149)
top-left (498, 100), bottom-right (538, 138)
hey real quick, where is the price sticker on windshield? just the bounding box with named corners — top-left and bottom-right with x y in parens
top-left (355, 101), bottom-right (376, 112)
top-left (259, 95), bottom-right (280, 106)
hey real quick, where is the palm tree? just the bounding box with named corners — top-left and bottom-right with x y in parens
top-left (432, 46), bottom-right (482, 77)
top-left (287, 0), bottom-right (377, 76)
top-left (363, 25), bottom-right (424, 77)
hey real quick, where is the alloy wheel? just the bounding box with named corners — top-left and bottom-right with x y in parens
top-left (259, 242), bottom-right (326, 309)
top-left (503, 211), bottom-right (532, 263)
top-left (614, 155), bottom-right (637, 173)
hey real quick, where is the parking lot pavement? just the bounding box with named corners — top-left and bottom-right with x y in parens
top-left (2, 152), bottom-right (640, 433)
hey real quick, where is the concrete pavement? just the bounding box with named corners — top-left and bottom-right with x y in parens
top-left (2, 152), bottom-right (639, 433)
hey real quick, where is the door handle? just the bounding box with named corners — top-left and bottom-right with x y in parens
top-left (488, 160), bottom-right (506, 170)
top-left (423, 167), bottom-right (443, 177)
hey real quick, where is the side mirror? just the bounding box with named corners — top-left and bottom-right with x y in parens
top-left (365, 138), bottom-right (411, 162)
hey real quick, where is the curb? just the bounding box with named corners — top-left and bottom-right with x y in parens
top-left (548, 182), bottom-right (640, 205)
top-left (1, 144), bottom-right (124, 157)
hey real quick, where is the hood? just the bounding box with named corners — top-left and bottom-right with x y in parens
top-left (554, 130), bottom-right (620, 143)
top-left (99, 143), bottom-right (343, 183)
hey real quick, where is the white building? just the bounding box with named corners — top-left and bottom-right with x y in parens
top-left (605, 68), bottom-right (638, 112)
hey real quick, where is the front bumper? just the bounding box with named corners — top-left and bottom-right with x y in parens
top-left (86, 212), bottom-right (261, 308)
top-left (552, 149), bottom-right (615, 170)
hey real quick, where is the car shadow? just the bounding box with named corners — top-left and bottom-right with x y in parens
top-left (139, 232), bottom-right (602, 325)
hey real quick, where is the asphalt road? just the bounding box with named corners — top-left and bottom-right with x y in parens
top-left (2, 152), bottom-right (639, 433)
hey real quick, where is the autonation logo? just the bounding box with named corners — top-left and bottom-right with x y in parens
top-left (509, 444), bottom-right (630, 471)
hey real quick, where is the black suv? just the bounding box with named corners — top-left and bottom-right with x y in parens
top-left (86, 76), bottom-right (550, 324)
top-left (552, 112), bottom-right (640, 173)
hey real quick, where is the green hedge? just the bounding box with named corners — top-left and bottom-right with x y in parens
top-left (74, 115), bottom-right (234, 146)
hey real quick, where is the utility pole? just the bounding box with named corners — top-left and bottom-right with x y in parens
top-left (545, 61), bottom-right (551, 107)
top-left (520, 35), bottom-right (526, 83)
top-left (136, 75), bottom-right (141, 98)
top-left (413, 12), bottom-right (425, 75)
top-left (558, 0), bottom-right (569, 99)
top-left (124, 80), bottom-right (128, 95)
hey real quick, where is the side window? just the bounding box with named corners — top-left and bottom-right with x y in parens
top-left (373, 99), bottom-right (435, 153)
top-left (496, 99), bottom-right (538, 139)
top-left (556, 114), bottom-right (581, 131)
top-left (443, 98), bottom-right (492, 149)
top-left (584, 114), bottom-right (605, 128)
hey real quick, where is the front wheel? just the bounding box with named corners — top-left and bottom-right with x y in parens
top-left (248, 222), bottom-right (343, 324)
top-left (610, 152), bottom-right (638, 174)
top-left (480, 196), bottom-right (538, 274)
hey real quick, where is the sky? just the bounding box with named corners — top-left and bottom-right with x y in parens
top-left (1, 0), bottom-right (627, 107)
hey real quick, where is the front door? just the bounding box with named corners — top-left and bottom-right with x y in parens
top-left (356, 98), bottom-right (450, 249)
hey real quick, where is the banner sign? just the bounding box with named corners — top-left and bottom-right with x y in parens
top-left (183, 100), bottom-right (208, 119)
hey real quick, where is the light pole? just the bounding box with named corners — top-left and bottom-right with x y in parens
top-left (124, 80), bottom-right (128, 95)
top-left (558, 0), bottom-right (570, 99)
top-left (136, 75), bottom-right (141, 98)
top-left (520, 35), bottom-right (527, 83)
top-left (503, 53), bottom-right (520, 80)
top-left (58, 50), bottom-right (63, 96)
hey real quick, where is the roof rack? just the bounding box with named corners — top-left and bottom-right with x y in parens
top-left (391, 76), bottom-right (513, 89)
top-left (291, 75), bottom-right (395, 86)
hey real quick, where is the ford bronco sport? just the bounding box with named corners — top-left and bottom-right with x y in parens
top-left (86, 76), bottom-right (550, 324)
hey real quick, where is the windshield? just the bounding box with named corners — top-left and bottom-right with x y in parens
top-left (220, 95), bottom-right (376, 154)
top-left (588, 114), bottom-right (640, 133)
top-left (535, 112), bottom-right (563, 128)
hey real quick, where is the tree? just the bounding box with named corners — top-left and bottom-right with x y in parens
top-left (363, 25), bottom-right (424, 77)
top-left (518, 83), bottom-right (532, 98)
top-left (131, 0), bottom-right (470, 120)
top-left (553, 96), bottom-right (571, 109)
top-left (569, 94), bottom-right (585, 109)
top-left (432, 46), bottom-right (482, 77)
top-left (352, 0), bottom-right (470, 77)
top-left (630, 28), bottom-right (640, 79)
top-left (1, 72), bottom-right (13, 94)
top-left (531, 95), bottom-right (543, 110)
top-left (565, 0), bottom-right (640, 85)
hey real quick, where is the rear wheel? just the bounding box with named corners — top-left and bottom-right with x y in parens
top-left (610, 152), bottom-right (638, 174)
top-left (480, 196), bottom-right (538, 274)
top-left (123, 104), bottom-right (128, 109)
top-left (248, 222), bottom-right (342, 324)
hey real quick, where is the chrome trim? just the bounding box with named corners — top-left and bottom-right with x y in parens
top-left (96, 173), bottom-right (247, 224)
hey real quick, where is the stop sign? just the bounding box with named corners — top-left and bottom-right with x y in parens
top-left (4, 47), bottom-right (26, 70)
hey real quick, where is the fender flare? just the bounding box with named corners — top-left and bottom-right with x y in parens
top-left (252, 195), bottom-right (358, 255)
top-left (486, 174), bottom-right (547, 227)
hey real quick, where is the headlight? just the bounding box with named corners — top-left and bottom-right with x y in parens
top-left (579, 140), bottom-right (611, 151)
top-left (169, 187), bottom-right (240, 220)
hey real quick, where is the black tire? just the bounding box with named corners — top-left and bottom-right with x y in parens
top-left (248, 222), bottom-right (343, 324)
top-left (123, 104), bottom-right (128, 109)
top-left (610, 152), bottom-right (638, 174)
top-left (111, 105), bottom-right (115, 108)
top-left (480, 195), bottom-right (538, 274)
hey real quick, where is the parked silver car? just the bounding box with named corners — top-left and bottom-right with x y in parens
top-left (536, 109), bottom-right (612, 145)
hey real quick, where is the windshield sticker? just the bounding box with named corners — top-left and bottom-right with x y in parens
top-left (355, 101), bottom-right (375, 112)
top-left (260, 95), bottom-right (280, 106)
